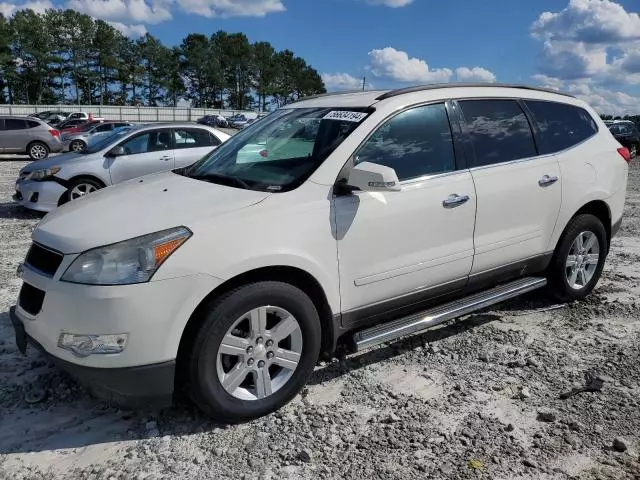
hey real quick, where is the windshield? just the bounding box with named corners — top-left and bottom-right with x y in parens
top-left (185, 107), bottom-right (369, 192)
top-left (84, 127), bottom-right (135, 154)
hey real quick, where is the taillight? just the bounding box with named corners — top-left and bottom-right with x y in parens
top-left (617, 147), bottom-right (631, 163)
top-left (49, 129), bottom-right (60, 138)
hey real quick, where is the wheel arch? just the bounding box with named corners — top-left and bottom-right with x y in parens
top-left (26, 139), bottom-right (49, 155)
top-left (573, 200), bottom-right (612, 250)
top-left (67, 174), bottom-right (107, 188)
top-left (175, 265), bottom-right (337, 389)
top-left (57, 174), bottom-right (108, 206)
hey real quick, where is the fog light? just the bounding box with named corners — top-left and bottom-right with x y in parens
top-left (58, 333), bottom-right (128, 357)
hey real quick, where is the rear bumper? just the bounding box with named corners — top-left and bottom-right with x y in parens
top-left (612, 217), bottom-right (622, 238)
top-left (10, 306), bottom-right (175, 408)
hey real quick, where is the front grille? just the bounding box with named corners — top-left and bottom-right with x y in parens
top-left (19, 283), bottom-right (45, 316)
top-left (25, 243), bottom-right (64, 277)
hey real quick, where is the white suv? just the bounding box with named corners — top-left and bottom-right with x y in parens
top-left (10, 84), bottom-right (629, 421)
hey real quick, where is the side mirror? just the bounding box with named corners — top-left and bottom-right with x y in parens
top-left (347, 161), bottom-right (401, 192)
top-left (107, 146), bottom-right (126, 157)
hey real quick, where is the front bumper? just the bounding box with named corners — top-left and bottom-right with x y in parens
top-left (13, 179), bottom-right (67, 212)
top-left (11, 261), bottom-right (222, 405)
top-left (10, 307), bottom-right (175, 408)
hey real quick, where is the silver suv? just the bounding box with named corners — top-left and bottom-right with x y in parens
top-left (0, 116), bottom-right (63, 159)
top-left (14, 122), bottom-right (230, 212)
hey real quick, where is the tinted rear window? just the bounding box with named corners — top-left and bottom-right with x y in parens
top-left (5, 119), bottom-right (27, 130)
top-left (524, 100), bottom-right (598, 154)
top-left (459, 99), bottom-right (537, 167)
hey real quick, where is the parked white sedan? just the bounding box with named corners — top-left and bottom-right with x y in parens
top-left (13, 123), bottom-right (230, 212)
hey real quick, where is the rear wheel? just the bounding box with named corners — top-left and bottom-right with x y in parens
top-left (69, 139), bottom-right (86, 152)
top-left (548, 214), bottom-right (607, 302)
top-left (187, 281), bottom-right (321, 421)
top-left (28, 142), bottom-right (49, 160)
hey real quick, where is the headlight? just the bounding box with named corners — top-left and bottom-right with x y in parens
top-left (61, 227), bottom-right (192, 285)
top-left (26, 166), bottom-right (61, 181)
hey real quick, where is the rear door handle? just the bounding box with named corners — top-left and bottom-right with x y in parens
top-left (442, 194), bottom-right (470, 208)
top-left (538, 175), bottom-right (559, 187)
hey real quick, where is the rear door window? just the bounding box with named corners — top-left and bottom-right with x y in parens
top-left (459, 99), bottom-right (537, 167)
top-left (524, 100), bottom-right (598, 154)
top-left (5, 119), bottom-right (27, 130)
top-left (173, 128), bottom-right (219, 149)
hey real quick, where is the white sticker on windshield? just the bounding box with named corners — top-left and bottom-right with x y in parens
top-left (323, 111), bottom-right (368, 122)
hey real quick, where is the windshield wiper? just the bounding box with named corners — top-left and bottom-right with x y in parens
top-left (190, 172), bottom-right (251, 190)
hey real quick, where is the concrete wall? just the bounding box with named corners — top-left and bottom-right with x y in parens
top-left (0, 105), bottom-right (259, 121)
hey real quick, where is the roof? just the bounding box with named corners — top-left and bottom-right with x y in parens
top-left (291, 83), bottom-right (576, 109)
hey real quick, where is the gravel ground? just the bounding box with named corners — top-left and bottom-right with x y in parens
top-left (0, 158), bottom-right (639, 480)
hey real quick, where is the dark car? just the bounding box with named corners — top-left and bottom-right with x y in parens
top-left (56, 118), bottom-right (87, 130)
top-left (197, 115), bottom-right (228, 128)
top-left (608, 122), bottom-right (640, 158)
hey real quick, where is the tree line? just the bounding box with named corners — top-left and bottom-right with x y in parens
top-left (0, 9), bottom-right (326, 110)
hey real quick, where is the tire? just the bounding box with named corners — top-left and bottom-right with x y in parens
top-left (69, 139), bottom-right (86, 152)
top-left (67, 177), bottom-right (104, 201)
top-left (547, 214), bottom-right (607, 302)
top-left (28, 141), bottom-right (49, 160)
top-left (187, 281), bottom-right (321, 421)
top-left (630, 143), bottom-right (638, 159)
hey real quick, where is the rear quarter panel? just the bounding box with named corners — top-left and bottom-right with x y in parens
top-left (550, 115), bottom-right (628, 249)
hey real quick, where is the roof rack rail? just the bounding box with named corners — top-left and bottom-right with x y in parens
top-left (375, 83), bottom-right (575, 101)
top-left (294, 89), bottom-right (384, 103)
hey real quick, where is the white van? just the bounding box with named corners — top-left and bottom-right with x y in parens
top-left (11, 84), bottom-right (629, 421)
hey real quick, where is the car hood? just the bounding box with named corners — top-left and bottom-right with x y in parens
top-left (20, 152), bottom-right (85, 173)
top-left (33, 171), bottom-right (270, 254)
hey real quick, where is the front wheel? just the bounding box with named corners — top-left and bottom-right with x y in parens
top-left (547, 214), bottom-right (607, 302)
top-left (68, 177), bottom-right (103, 201)
top-left (187, 281), bottom-right (321, 421)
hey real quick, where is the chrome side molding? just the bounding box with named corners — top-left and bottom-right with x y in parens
top-left (352, 276), bottom-right (547, 351)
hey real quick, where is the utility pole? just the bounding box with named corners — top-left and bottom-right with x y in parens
top-left (362, 76), bottom-right (366, 91)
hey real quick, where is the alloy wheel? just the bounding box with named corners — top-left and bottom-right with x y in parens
top-left (70, 140), bottom-right (85, 152)
top-left (565, 231), bottom-right (600, 290)
top-left (30, 144), bottom-right (48, 159)
top-left (69, 183), bottom-right (98, 200)
top-left (216, 306), bottom-right (303, 401)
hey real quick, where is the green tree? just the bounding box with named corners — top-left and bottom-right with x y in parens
top-left (138, 33), bottom-right (171, 105)
top-left (252, 41), bottom-right (277, 112)
top-left (92, 20), bottom-right (123, 105)
top-left (115, 37), bottom-right (144, 105)
top-left (10, 9), bottom-right (56, 103)
top-left (0, 13), bottom-right (16, 103)
top-left (1, 11), bottom-right (326, 108)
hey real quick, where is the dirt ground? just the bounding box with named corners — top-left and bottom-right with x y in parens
top-left (0, 157), bottom-right (638, 480)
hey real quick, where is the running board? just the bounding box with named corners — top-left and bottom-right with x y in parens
top-left (352, 276), bottom-right (547, 352)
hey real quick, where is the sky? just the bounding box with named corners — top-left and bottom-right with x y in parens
top-left (1, 0), bottom-right (640, 114)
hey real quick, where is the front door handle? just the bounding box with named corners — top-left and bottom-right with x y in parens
top-left (538, 175), bottom-right (559, 187)
top-left (442, 194), bottom-right (470, 208)
top-left (160, 155), bottom-right (172, 161)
